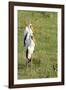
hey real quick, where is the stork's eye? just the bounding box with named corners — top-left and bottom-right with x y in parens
top-left (30, 26), bottom-right (31, 28)
top-left (31, 36), bottom-right (33, 39)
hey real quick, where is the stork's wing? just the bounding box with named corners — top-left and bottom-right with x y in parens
top-left (24, 32), bottom-right (28, 47)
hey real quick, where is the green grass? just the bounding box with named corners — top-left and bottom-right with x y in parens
top-left (18, 10), bottom-right (57, 79)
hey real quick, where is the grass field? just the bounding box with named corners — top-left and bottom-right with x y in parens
top-left (18, 10), bottom-right (57, 79)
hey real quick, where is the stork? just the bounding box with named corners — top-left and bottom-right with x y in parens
top-left (24, 23), bottom-right (35, 67)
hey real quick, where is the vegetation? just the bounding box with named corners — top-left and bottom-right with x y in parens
top-left (18, 10), bottom-right (57, 79)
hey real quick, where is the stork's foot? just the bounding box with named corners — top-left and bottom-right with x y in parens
top-left (28, 59), bottom-right (31, 63)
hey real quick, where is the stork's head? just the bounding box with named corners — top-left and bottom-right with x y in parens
top-left (26, 23), bottom-right (33, 31)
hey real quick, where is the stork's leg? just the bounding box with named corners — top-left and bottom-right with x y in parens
top-left (26, 49), bottom-right (28, 59)
top-left (26, 49), bottom-right (28, 69)
top-left (26, 48), bottom-right (32, 73)
top-left (28, 58), bottom-right (31, 63)
top-left (30, 58), bottom-right (32, 77)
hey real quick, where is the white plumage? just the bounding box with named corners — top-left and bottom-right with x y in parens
top-left (28, 37), bottom-right (35, 59)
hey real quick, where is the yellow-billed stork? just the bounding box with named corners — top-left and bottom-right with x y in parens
top-left (24, 24), bottom-right (35, 66)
